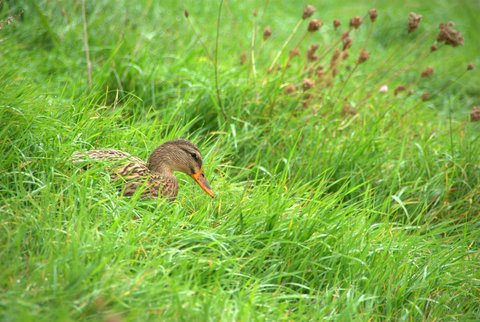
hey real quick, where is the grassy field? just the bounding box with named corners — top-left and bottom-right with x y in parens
top-left (1, 0), bottom-right (479, 320)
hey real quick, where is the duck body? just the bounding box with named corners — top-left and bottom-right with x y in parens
top-left (72, 139), bottom-right (213, 201)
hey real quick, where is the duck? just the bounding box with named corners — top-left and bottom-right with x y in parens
top-left (72, 139), bottom-right (214, 201)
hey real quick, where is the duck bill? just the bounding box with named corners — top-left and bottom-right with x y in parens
top-left (190, 168), bottom-right (214, 198)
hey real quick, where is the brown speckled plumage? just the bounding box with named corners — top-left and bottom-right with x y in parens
top-left (72, 139), bottom-right (214, 201)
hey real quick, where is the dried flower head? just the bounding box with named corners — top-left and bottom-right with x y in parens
top-left (302, 78), bottom-right (315, 91)
top-left (437, 22), bottom-right (464, 47)
top-left (342, 51), bottom-right (350, 60)
top-left (430, 44), bottom-right (438, 52)
top-left (184, 10), bottom-right (189, 18)
top-left (471, 106), bottom-right (480, 122)
top-left (358, 49), bottom-right (370, 64)
top-left (350, 16), bottom-right (363, 29)
top-left (421, 92), bottom-right (430, 101)
top-left (394, 85), bottom-right (406, 96)
top-left (303, 5), bottom-right (316, 19)
top-left (284, 84), bottom-right (296, 94)
top-left (289, 48), bottom-right (301, 59)
top-left (421, 66), bottom-right (434, 77)
top-left (342, 36), bottom-right (352, 50)
top-left (333, 19), bottom-right (342, 30)
top-left (408, 12), bottom-right (422, 33)
top-left (341, 31), bottom-right (349, 39)
top-left (330, 49), bottom-right (341, 66)
top-left (252, 10), bottom-right (257, 17)
top-left (307, 43), bottom-right (319, 61)
top-left (308, 19), bottom-right (324, 32)
top-left (467, 63), bottom-right (474, 71)
top-left (263, 26), bottom-right (272, 40)
top-left (368, 9), bottom-right (378, 22)
top-left (315, 65), bottom-right (324, 77)
top-left (240, 52), bottom-right (247, 65)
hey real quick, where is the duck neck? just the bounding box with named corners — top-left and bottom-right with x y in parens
top-left (149, 162), bottom-right (173, 176)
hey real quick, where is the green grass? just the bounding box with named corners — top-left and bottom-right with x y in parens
top-left (1, 0), bottom-right (479, 320)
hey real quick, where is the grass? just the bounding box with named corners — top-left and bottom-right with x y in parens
top-left (1, 0), bottom-right (479, 320)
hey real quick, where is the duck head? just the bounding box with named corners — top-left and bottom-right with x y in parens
top-left (147, 139), bottom-right (214, 198)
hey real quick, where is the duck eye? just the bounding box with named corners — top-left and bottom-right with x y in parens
top-left (190, 153), bottom-right (198, 160)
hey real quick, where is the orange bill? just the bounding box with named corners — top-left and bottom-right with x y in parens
top-left (190, 168), bottom-right (214, 198)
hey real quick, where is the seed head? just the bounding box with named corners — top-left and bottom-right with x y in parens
top-left (263, 26), bottom-right (272, 40)
top-left (358, 49), bottom-right (370, 64)
top-left (437, 22), bottom-right (464, 47)
top-left (430, 44), bottom-right (438, 52)
top-left (302, 78), bottom-right (315, 91)
top-left (315, 65), bottom-right (324, 77)
top-left (471, 106), bottom-right (480, 122)
top-left (284, 84), bottom-right (296, 94)
top-left (408, 12), bottom-right (422, 33)
top-left (252, 10), bottom-right (257, 17)
top-left (350, 16), bottom-right (363, 29)
top-left (394, 85), bottom-right (406, 96)
top-left (342, 36), bottom-right (352, 50)
top-left (333, 19), bottom-right (342, 30)
top-left (467, 63), bottom-right (474, 71)
top-left (330, 49), bottom-right (341, 66)
top-left (421, 66), bottom-right (434, 77)
top-left (240, 52), bottom-right (247, 65)
top-left (308, 19), bottom-right (324, 32)
top-left (421, 92), bottom-right (430, 101)
top-left (342, 51), bottom-right (350, 60)
top-left (289, 48), bottom-right (301, 59)
top-left (303, 5), bottom-right (316, 19)
top-left (368, 9), bottom-right (378, 22)
top-left (184, 10), bottom-right (189, 18)
top-left (307, 43), bottom-right (319, 61)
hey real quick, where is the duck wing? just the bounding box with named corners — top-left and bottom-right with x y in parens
top-left (72, 149), bottom-right (163, 198)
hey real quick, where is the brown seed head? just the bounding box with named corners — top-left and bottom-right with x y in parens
top-left (307, 43), bottom-right (320, 61)
top-left (394, 85), bottom-right (406, 96)
top-left (471, 106), bottom-right (480, 122)
top-left (421, 66), bottom-right (434, 77)
top-left (289, 48), bottom-right (301, 59)
top-left (308, 19), bottom-right (324, 32)
top-left (303, 5), bottom-right (316, 19)
top-left (341, 31), bottom-right (349, 39)
top-left (368, 9), bottom-right (378, 22)
top-left (342, 51), bottom-right (350, 60)
top-left (330, 49), bottom-right (341, 66)
top-left (252, 10), bottom-right (257, 17)
top-left (284, 84), bottom-right (296, 94)
top-left (302, 78), bottom-right (315, 91)
top-left (240, 52), bottom-right (247, 65)
top-left (315, 65), bottom-right (324, 77)
top-left (358, 49), bottom-right (370, 64)
top-left (333, 19), bottom-right (342, 30)
top-left (263, 26), bottom-right (272, 40)
top-left (408, 12), bottom-right (422, 34)
top-left (430, 44), bottom-right (438, 52)
top-left (184, 10), bottom-right (189, 18)
top-left (421, 92), bottom-right (430, 101)
top-left (467, 63), bottom-right (474, 71)
top-left (437, 22), bottom-right (464, 47)
top-left (350, 16), bottom-right (363, 29)
top-left (342, 37), bottom-right (352, 50)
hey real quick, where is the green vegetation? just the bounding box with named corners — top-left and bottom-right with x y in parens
top-left (1, 0), bottom-right (479, 320)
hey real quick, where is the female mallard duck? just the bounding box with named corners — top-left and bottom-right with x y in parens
top-left (72, 139), bottom-right (214, 201)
